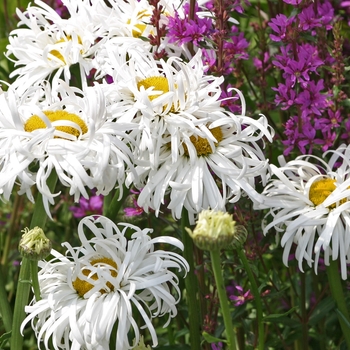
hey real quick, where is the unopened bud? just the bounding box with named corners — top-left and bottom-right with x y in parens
top-left (186, 210), bottom-right (246, 251)
top-left (19, 227), bottom-right (52, 261)
top-left (133, 336), bottom-right (152, 350)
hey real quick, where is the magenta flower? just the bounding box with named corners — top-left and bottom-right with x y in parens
top-left (166, 3), bottom-right (213, 46)
top-left (124, 198), bottom-right (144, 217)
top-left (220, 85), bottom-right (241, 114)
top-left (298, 5), bottom-right (322, 32)
top-left (268, 14), bottom-right (296, 42)
top-left (69, 194), bottom-right (103, 218)
top-left (295, 80), bottom-right (329, 117)
top-left (227, 284), bottom-right (253, 306)
top-left (211, 342), bottom-right (224, 350)
top-left (272, 82), bottom-right (296, 110)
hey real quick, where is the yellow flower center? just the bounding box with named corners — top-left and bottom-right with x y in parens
top-left (309, 178), bottom-right (345, 208)
top-left (24, 110), bottom-right (88, 139)
top-left (137, 76), bottom-right (169, 100)
top-left (137, 76), bottom-right (179, 112)
top-left (127, 10), bottom-right (150, 38)
top-left (184, 127), bottom-right (223, 157)
top-left (72, 257), bottom-right (118, 298)
top-left (50, 35), bottom-right (82, 64)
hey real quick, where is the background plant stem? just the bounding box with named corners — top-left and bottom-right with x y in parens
top-left (326, 259), bottom-right (350, 348)
top-left (181, 211), bottom-right (201, 350)
top-left (210, 249), bottom-right (237, 350)
top-left (236, 248), bottom-right (265, 350)
top-left (10, 172), bottom-right (57, 350)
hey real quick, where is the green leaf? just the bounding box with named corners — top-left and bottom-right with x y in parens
top-left (336, 309), bottom-right (350, 330)
top-left (0, 330), bottom-right (11, 348)
top-left (263, 306), bottom-right (298, 321)
top-left (202, 331), bottom-right (227, 344)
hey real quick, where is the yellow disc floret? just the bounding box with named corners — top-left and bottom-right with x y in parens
top-left (183, 127), bottom-right (223, 157)
top-left (127, 10), bottom-right (150, 38)
top-left (50, 35), bottom-right (83, 64)
top-left (72, 257), bottom-right (118, 298)
top-left (24, 110), bottom-right (88, 139)
top-left (137, 76), bottom-right (169, 100)
top-left (309, 178), bottom-right (346, 208)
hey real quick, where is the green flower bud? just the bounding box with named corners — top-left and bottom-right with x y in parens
top-left (186, 210), bottom-right (247, 251)
top-left (19, 227), bottom-right (52, 261)
top-left (132, 336), bottom-right (152, 350)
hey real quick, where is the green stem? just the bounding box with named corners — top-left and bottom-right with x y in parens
top-left (10, 257), bottom-right (31, 350)
top-left (326, 259), bottom-right (350, 348)
top-left (103, 185), bottom-right (129, 220)
top-left (236, 249), bottom-right (265, 350)
top-left (210, 249), bottom-right (237, 350)
top-left (30, 260), bottom-right (41, 302)
top-left (181, 212), bottom-right (201, 350)
top-left (10, 171), bottom-right (57, 350)
top-left (0, 267), bottom-right (12, 333)
top-left (300, 273), bottom-right (308, 349)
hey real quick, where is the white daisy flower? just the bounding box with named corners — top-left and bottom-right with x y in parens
top-left (6, 0), bottom-right (106, 93)
top-left (93, 0), bottom-right (187, 70)
top-left (256, 144), bottom-right (350, 280)
top-left (0, 80), bottom-right (135, 217)
top-left (21, 215), bottom-right (189, 350)
top-left (101, 50), bottom-right (273, 222)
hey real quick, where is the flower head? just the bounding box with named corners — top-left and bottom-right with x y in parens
top-left (102, 51), bottom-right (273, 223)
top-left (69, 191), bottom-right (104, 218)
top-left (21, 215), bottom-right (189, 349)
top-left (19, 227), bottom-right (52, 261)
top-left (186, 210), bottom-right (239, 250)
top-left (0, 81), bottom-right (135, 217)
top-left (6, 0), bottom-right (105, 93)
top-left (257, 145), bottom-right (350, 279)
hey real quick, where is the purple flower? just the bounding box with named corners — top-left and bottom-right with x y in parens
top-left (253, 52), bottom-right (271, 71)
top-left (220, 85), bottom-right (241, 114)
top-left (320, 130), bottom-right (337, 152)
top-left (314, 109), bottom-right (342, 132)
top-left (166, 4), bottom-right (213, 46)
top-left (124, 198), bottom-right (144, 217)
top-left (298, 5), bottom-right (322, 32)
top-left (341, 118), bottom-right (350, 142)
top-left (319, 0), bottom-right (335, 30)
top-left (268, 14), bottom-right (296, 42)
top-left (202, 49), bottom-right (217, 72)
top-left (295, 80), bottom-right (329, 117)
top-left (69, 193), bottom-right (103, 218)
top-left (211, 342), bottom-right (224, 350)
top-left (283, 0), bottom-right (303, 5)
top-left (272, 82), bottom-right (296, 110)
top-left (283, 57), bottom-right (311, 87)
top-left (228, 284), bottom-right (253, 306)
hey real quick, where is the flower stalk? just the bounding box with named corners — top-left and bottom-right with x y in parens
top-left (210, 249), bottom-right (237, 350)
top-left (181, 210), bottom-right (201, 350)
top-left (326, 259), bottom-right (350, 349)
top-left (236, 248), bottom-right (265, 350)
top-left (10, 172), bottom-right (57, 350)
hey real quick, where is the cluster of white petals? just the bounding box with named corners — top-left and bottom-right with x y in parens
top-left (21, 215), bottom-right (188, 350)
top-left (256, 144), bottom-right (350, 279)
top-left (6, 0), bottom-right (108, 93)
top-left (101, 50), bottom-right (274, 222)
top-left (0, 80), bottom-right (135, 216)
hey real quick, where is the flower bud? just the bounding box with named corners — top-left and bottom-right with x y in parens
top-left (133, 336), bottom-right (152, 350)
top-left (186, 210), bottom-right (246, 251)
top-left (19, 227), bottom-right (52, 261)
